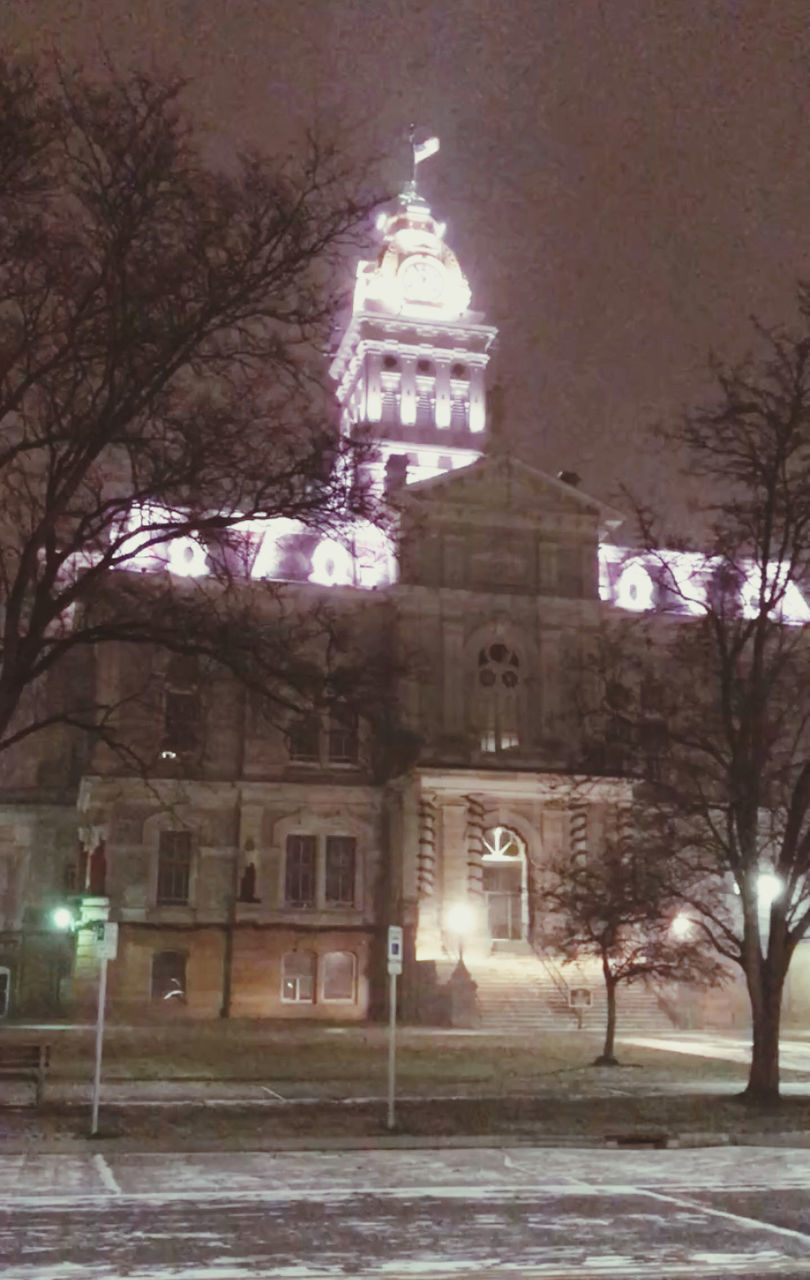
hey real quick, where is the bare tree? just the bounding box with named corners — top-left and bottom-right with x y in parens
top-left (599, 305), bottom-right (810, 1101)
top-left (0, 56), bottom-right (383, 761)
top-left (545, 823), bottom-right (721, 1065)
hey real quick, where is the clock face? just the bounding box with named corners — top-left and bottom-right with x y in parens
top-left (398, 256), bottom-right (446, 304)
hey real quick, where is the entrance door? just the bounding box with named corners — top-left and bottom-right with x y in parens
top-left (0, 967), bottom-right (10, 1018)
top-left (483, 862), bottom-right (523, 940)
top-left (482, 826), bottom-right (527, 942)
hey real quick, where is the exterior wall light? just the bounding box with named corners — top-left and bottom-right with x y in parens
top-left (52, 906), bottom-right (75, 931)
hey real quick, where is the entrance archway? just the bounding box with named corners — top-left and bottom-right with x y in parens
top-left (482, 826), bottom-right (527, 942)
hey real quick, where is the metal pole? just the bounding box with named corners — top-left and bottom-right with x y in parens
top-left (91, 955), bottom-right (108, 1137)
top-left (386, 969), bottom-right (397, 1130)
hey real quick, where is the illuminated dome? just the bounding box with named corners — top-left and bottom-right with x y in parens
top-left (353, 189), bottom-right (473, 321)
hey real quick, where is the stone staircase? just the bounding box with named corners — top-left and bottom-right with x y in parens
top-left (449, 949), bottom-right (679, 1036)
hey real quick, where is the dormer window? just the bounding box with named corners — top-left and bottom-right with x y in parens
top-left (328, 706), bottom-right (359, 764)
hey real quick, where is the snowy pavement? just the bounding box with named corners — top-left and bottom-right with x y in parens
top-left (3, 1146), bottom-right (810, 1277)
top-left (620, 1032), bottom-right (810, 1075)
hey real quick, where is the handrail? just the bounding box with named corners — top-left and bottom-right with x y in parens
top-left (532, 944), bottom-right (572, 1002)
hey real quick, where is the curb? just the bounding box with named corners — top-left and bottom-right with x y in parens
top-left (4, 1122), bottom-right (810, 1155)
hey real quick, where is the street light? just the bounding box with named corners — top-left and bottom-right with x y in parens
top-left (758, 871), bottom-right (782, 908)
top-left (51, 906), bottom-right (75, 931)
top-left (670, 912), bottom-right (691, 939)
top-left (445, 901), bottom-right (475, 965)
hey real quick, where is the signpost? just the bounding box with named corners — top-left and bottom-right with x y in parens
top-left (90, 921), bottom-right (118, 1137)
top-left (386, 925), bottom-right (403, 1131)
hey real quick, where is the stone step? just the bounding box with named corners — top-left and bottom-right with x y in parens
top-left (458, 953), bottom-right (676, 1035)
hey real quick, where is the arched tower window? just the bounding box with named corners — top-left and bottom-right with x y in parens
top-left (476, 642), bottom-right (521, 753)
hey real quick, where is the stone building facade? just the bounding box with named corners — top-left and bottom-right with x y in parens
top-left (2, 175), bottom-right (806, 1031)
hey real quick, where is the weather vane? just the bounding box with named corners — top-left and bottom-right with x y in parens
top-left (408, 124), bottom-right (440, 187)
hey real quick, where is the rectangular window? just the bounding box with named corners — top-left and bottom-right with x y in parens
top-left (325, 836), bottom-right (356, 906)
top-left (284, 834), bottom-right (317, 907)
top-left (288, 715), bottom-right (320, 762)
top-left (164, 689), bottom-right (199, 754)
top-left (281, 950), bottom-right (315, 1002)
top-left (328, 707), bottom-right (358, 763)
top-left (322, 951), bottom-right (355, 1002)
top-left (151, 950), bottom-right (187, 1002)
top-left (156, 831), bottom-right (192, 905)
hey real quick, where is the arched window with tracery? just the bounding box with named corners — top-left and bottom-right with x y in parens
top-left (475, 641), bottom-right (521, 753)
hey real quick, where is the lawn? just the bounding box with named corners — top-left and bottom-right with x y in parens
top-left (4, 1021), bottom-right (810, 1147)
top-left (2, 1021), bottom-right (758, 1093)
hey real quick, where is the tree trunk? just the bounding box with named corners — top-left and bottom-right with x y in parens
top-left (220, 695), bottom-right (247, 1019)
top-left (595, 960), bottom-right (619, 1066)
top-left (743, 949), bottom-right (787, 1104)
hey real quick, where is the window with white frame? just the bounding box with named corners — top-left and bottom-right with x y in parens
top-left (284, 833), bottom-right (357, 909)
top-left (156, 830), bottom-right (192, 905)
top-left (281, 950), bottom-right (315, 1002)
top-left (284, 835), bottom-right (317, 907)
top-left (325, 836), bottom-right (356, 905)
top-left (322, 951), bottom-right (356, 1001)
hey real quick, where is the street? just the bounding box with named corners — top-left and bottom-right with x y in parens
top-left (3, 1145), bottom-right (810, 1277)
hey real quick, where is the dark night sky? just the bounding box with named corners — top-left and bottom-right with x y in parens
top-left (4, 0), bottom-right (810, 524)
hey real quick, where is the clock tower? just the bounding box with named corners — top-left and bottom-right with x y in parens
top-left (330, 155), bottom-right (497, 491)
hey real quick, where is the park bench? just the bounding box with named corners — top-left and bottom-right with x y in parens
top-left (0, 1042), bottom-right (50, 1105)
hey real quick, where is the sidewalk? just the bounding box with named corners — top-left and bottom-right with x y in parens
top-left (622, 1032), bottom-right (810, 1074)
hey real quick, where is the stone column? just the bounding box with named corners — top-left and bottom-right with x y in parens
top-left (415, 792), bottom-right (440, 956)
top-left (468, 365), bottom-right (486, 435)
top-left (434, 360), bottom-right (451, 429)
top-left (569, 803), bottom-right (588, 864)
top-left (439, 799), bottom-right (468, 955)
top-left (463, 794), bottom-right (488, 959)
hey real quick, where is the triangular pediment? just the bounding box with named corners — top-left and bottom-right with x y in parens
top-left (397, 453), bottom-right (624, 535)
